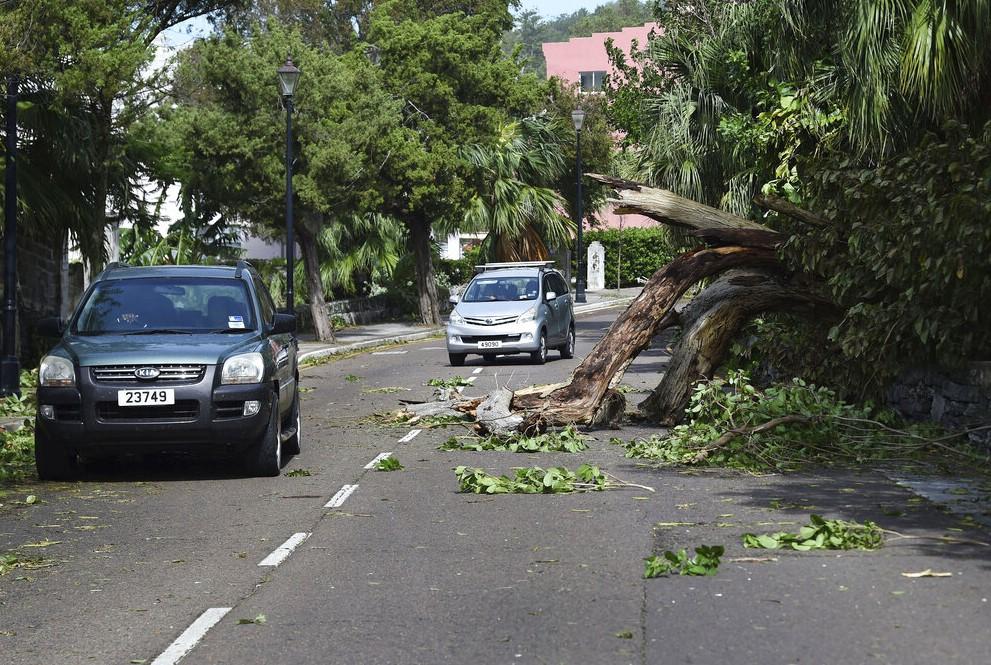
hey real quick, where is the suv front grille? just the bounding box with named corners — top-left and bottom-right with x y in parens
top-left (463, 315), bottom-right (518, 326)
top-left (96, 400), bottom-right (199, 421)
top-left (92, 364), bottom-right (206, 384)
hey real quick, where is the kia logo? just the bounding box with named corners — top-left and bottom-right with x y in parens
top-left (134, 367), bottom-right (160, 380)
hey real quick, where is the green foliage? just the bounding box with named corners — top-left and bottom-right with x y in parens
top-left (344, 374), bottom-right (361, 383)
top-left (743, 515), bottom-right (884, 551)
top-left (644, 545), bottom-right (724, 578)
top-left (284, 468), bottom-right (312, 477)
top-left (0, 370), bottom-right (38, 419)
top-left (437, 246), bottom-right (483, 288)
top-left (0, 423), bottom-right (36, 483)
top-left (440, 426), bottom-right (588, 453)
top-left (0, 551), bottom-right (54, 577)
top-left (613, 370), bottom-right (958, 472)
top-left (375, 456), bottom-right (404, 471)
top-left (582, 228), bottom-right (677, 287)
top-left (455, 464), bottom-right (607, 494)
top-left (426, 377), bottom-right (472, 388)
top-left (790, 122), bottom-right (991, 372)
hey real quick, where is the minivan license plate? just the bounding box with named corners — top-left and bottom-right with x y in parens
top-left (117, 389), bottom-right (175, 406)
top-left (478, 340), bottom-right (502, 349)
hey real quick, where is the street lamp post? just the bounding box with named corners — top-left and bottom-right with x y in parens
top-left (1, 75), bottom-right (20, 397)
top-left (571, 108), bottom-right (587, 304)
top-left (277, 57), bottom-right (300, 315)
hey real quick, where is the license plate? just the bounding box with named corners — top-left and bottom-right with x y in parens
top-left (117, 388), bottom-right (175, 406)
top-left (478, 340), bottom-right (502, 349)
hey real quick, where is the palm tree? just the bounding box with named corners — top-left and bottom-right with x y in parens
top-left (460, 115), bottom-right (575, 262)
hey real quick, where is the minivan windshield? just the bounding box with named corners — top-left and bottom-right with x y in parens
top-left (462, 276), bottom-right (539, 303)
top-left (74, 277), bottom-right (256, 334)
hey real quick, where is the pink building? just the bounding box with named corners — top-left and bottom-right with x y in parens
top-left (543, 23), bottom-right (660, 229)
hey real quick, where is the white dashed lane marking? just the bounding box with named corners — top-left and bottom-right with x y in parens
top-left (325, 484), bottom-right (359, 508)
top-left (465, 376), bottom-right (477, 384)
top-left (472, 368), bottom-right (483, 374)
top-left (371, 350), bottom-right (408, 355)
top-left (150, 607), bottom-right (231, 665)
top-left (364, 452), bottom-right (394, 469)
top-left (258, 532), bottom-right (311, 567)
top-left (398, 429), bottom-right (422, 443)
top-left (421, 346), bottom-right (446, 350)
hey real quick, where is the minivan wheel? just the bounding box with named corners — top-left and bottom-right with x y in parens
top-left (248, 392), bottom-right (282, 477)
top-left (283, 388), bottom-right (301, 456)
top-left (34, 430), bottom-right (78, 481)
top-left (530, 330), bottom-right (548, 365)
top-left (449, 353), bottom-right (466, 367)
top-left (560, 327), bottom-right (575, 359)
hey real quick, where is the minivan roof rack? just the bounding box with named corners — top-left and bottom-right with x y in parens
top-left (474, 261), bottom-right (555, 273)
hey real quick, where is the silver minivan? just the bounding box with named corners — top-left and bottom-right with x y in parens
top-left (446, 262), bottom-right (575, 366)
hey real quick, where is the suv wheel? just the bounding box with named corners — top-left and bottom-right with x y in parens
top-left (449, 353), bottom-right (466, 367)
top-left (35, 430), bottom-right (78, 481)
top-left (248, 392), bottom-right (282, 477)
top-left (283, 387), bottom-right (301, 456)
top-left (530, 330), bottom-right (548, 365)
top-left (560, 327), bottom-right (575, 359)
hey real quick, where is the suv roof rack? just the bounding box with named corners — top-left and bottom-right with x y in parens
top-left (474, 261), bottom-right (556, 273)
top-left (235, 259), bottom-right (253, 279)
top-left (93, 261), bottom-right (132, 281)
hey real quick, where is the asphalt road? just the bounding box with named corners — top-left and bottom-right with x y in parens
top-left (1, 308), bottom-right (989, 665)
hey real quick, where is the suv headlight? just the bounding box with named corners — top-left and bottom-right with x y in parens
top-left (221, 352), bottom-right (265, 385)
top-left (449, 310), bottom-right (465, 325)
top-left (40, 356), bottom-right (76, 387)
top-left (517, 306), bottom-right (537, 324)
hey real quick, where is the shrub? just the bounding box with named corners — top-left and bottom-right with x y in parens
top-left (580, 227), bottom-right (676, 287)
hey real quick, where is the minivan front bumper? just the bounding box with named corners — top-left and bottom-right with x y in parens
top-left (35, 365), bottom-right (272, 453)
top-left (446, 320), bottom-right (542, 355)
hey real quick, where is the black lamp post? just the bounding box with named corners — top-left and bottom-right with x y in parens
top-left (1, 75), bottom-right (19, 397)
top-left (277, 57), bottom-right (300, 314)
top-left (571, 108), bottom-right (587, 304)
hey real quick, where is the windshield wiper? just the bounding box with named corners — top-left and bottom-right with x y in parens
top-left (122, 328), bottom-right (193, 335)
top-left (208, 328), bottom-right (253, 334)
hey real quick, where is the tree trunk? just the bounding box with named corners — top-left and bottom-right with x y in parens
top-left (409, 210), bottom-right (441, 326)
top-left (638, 271), bottom-right (831, 425)
top-left (296, 220), bottom-right (335, 342)
top-left (512, 246), bottom-right (781, 429)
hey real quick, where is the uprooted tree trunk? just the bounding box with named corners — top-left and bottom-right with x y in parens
top-left (512, 246), bottom-right (780, 429)
top-left (637, 270), bottom-right (833, 425)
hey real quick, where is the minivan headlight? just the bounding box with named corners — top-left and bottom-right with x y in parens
top-left (449, 310), bottom-right (465, 325)
top-left (517, 306), bottom-right (537, 324)
top-left (221, 352), bottom-right (265, 385)
top-left (40, 356), bottom-right (76, 387)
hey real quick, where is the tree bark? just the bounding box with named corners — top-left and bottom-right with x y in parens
top-left (638, 271), bottom-right (830, 424)
top-left (513, 247), bottom-right (781, 429)
top-left (409, 210), bottom-right (441, 326)
top-left (296, 219), bottom-right (335, 342)
top-left (585, 173), bottom-right (769, 231)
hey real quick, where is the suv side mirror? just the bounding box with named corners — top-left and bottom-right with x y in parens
top-left (545, 291), bottom-right (557, 301)
top-left (37, 317), bottom-right (66, 337)
top-left (448, 294), bottom-right (460, 304)
top-left (272, 313), bottom-right (297, 335)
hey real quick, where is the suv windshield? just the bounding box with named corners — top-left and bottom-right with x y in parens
top-left (74, 277), bottom-right (256, 334)
top-left (462, 276), bottom-right (539, 302)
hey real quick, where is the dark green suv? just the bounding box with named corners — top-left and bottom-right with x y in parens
top-left (34, 261), bottom-right (300, 479)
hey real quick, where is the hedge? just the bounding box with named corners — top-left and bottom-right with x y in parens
top-left (581, 227), bottom-right (677, 288)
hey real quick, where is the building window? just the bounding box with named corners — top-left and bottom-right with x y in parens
top-left (579, 71), bottom-right (607, 92)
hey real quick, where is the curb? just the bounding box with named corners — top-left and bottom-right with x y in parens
top-left (298, 328), bottom-right (444, 364)
top-left (296, 297), bottom-right (635, 364)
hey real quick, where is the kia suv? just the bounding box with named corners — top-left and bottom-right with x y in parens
top-left (34, 261), bottom-right (300, 479)
top-left (446, 262), bottom-right (575, 366)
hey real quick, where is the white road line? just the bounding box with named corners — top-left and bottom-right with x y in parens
top-left (325, 484), bottom-right (359, 508)
top-left (398, 429), bottom-right (422, 443)
top-left (472, 368), bottom-right (483, 375)
top-left (258, 532), bottom-right (310, 567)
top-left (421, 346), bottom-right (446, 350)
top-left (150, 607), bottom-right (231, 665)
top-left (465, 376), bottom-right (477, 384)
top-left (364, 452), bottom-right (394, 469)
top-left (371, 350), bottom-right (408, 355)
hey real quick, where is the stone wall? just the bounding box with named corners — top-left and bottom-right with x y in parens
top-left (888, 363), bottom-right (991, 449)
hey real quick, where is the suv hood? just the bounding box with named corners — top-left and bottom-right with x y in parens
top-left (455, 300), bottom-right (537, 318)
top-left (60, 333), bottom-right (260, 366)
